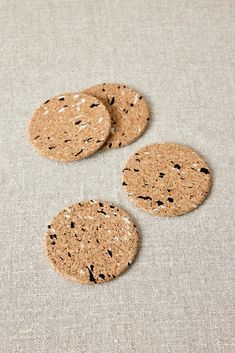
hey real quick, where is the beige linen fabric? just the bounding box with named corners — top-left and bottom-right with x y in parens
top-left (0, 1), bottom-right (234, 352)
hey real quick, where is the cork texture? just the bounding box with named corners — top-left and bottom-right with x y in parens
top-left (28, 93), bottom-right (111, 161)
top-left (83, 83), bottom-right (149, 148)
top-left (45, 201), bottom-right (139, 284)
top-left (122, 143), bottom-right (212, 216)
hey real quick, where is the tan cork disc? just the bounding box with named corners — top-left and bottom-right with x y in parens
top-left (45, 201), bottom-right (139, 284)
top-left (28, 93), bottom-right (111, 161)
top-left (122, 143), bottom-right (212, 216)
top-left (83, 83), bottom-right (149, 148)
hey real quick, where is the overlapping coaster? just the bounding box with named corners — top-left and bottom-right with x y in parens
top-left (28, 93), bottom-right (111, 161)
top-left (45, 201), bottom-right (139, 284)
top-left (122, 143), bottom-right (212, 216)
top-left (83, 83), bottom-right (149, 148)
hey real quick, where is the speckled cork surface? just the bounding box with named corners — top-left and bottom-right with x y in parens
top-left (28, 93), bottom-right (111, 161)
top-left (83, 83), bottom-right (149, 148)
top-left (122, 143), bottom-right (212, 216)
top-left (45, 201), bottom-right (139, 284)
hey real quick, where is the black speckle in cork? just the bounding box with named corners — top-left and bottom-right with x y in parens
top-left (87, 265), bottom-right (96, 283)
top-left (70, 221), bottom-right (75, 228)
top-left (109, 143), bottom-right (112, 148)
top-left (137, 196), bottom-right (152, 201)
top-left (99, 202), bottom-right (104, 207)
top-left (48, 225), bottom-right (51, 229)
top-left (139, 96), bottom-right (143, 100)
top-left (122, 181), bottom-right (127, 186)
top-left (107, 250), bottom-right (113, 257)
top-left (75, 149), bottom-right (83, 156)
top-left (51, 241), bottom-right (56, 245)
top-left (109, 97), bottom-right (115, 105)
top-left (90, 103), bottom-right (100, 108)
top-left (130, 103), bottom-right (134, 106)
top-left (63, 105), bottom-right (69, 108)
top-left (64, 139), bottom-right (71, 143)
top-left (159, 172), bottom-right (165, 178)
top-left (99, 274), bottom-right (105, 279)
top-left (156, 200), bottom-right (164, 206)
top-left (34, 135), bottom-right (40, 140)
top-left (44, 99), bottom-right (50, 104)
top-left (167, 197), bottom-right (174, 203)
top-left (48, 146), bottom-right (56, 150)
top-left (200, 167), bottom-right (209, 174)
top-left (123, 168), bottom-right (131, 172)
top-left (58, 97), bottom-right (64, 101)
top-left (119, 142), bottom-right (122, 147)
top-left (134, 169), bottom-right (139, 172)
top-left (128, 262), bottom-right (131, 266)
top-left (174, 164), bottom-right (181, 169)
top-left (75, 120), bottom-right (81, 125)
top-left (67, 252), bottom-right (71, 257)
top-left (49, 234), bottom-right (57, 239)
top-left (97, 210), bottom-right (106, 215)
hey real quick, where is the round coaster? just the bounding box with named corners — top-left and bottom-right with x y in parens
top-left (122, 143), bottom-right (212, 216)
top-left (28, 93), bottom-right (111, 161)
top-left (45, 201), bottom-right (139, 284)
top-left (83, 83), bottom-right (149, 148)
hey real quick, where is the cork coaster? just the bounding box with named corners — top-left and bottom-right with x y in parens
top-left (45, 201), bottom-right (139, 284)
top-left (122, 143), bottom-right (212, 216)
top-left (28, 93), bottom-right (111, 161)
top-left (83, 83), bottom-right (149, 148)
